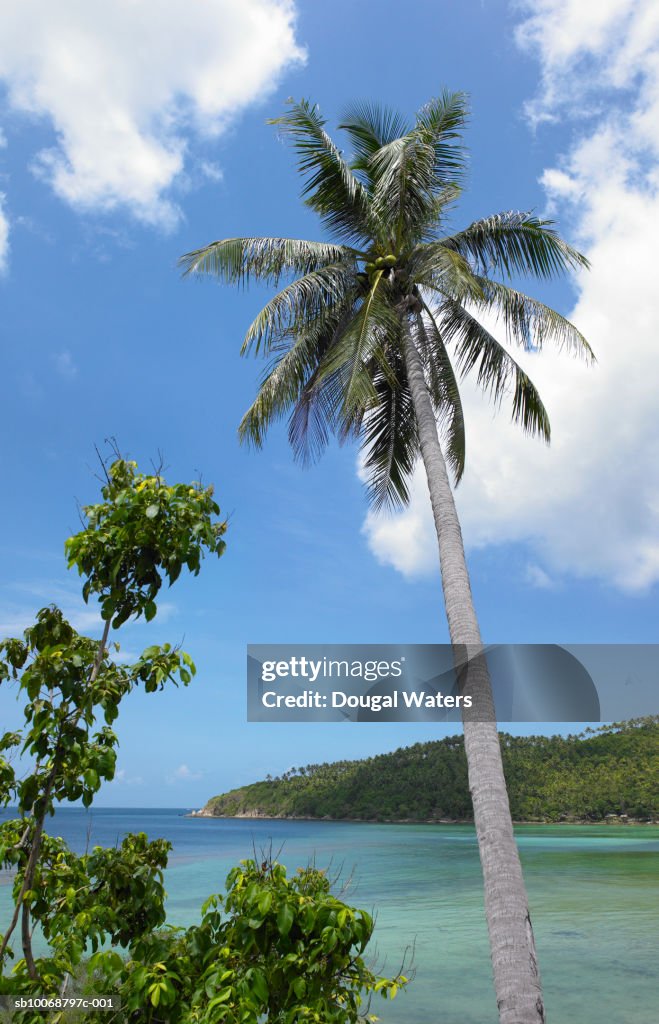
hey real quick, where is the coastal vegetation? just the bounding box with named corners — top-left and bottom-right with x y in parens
top-left (0, 457), bottom-right (404, 1022)
top-left (181, 92), bottom-right (591, 1022)
top-left (200, 718), bottom-right (659, 824)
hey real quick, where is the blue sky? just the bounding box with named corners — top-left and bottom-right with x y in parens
top-left (0, 1), bottom-right (657, 807)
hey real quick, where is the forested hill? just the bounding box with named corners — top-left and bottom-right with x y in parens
top-left (199, 718), bottom-right (659, 823)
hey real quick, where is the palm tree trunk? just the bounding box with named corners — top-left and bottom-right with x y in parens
top-left (402, 319), bottom-right (545, 1024)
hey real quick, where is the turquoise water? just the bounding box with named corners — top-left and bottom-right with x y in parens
top-left (1, 809), bottom-right (657, 1023)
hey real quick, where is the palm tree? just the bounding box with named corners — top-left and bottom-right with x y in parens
top-left (180, 94), bottom-right (592, 1024)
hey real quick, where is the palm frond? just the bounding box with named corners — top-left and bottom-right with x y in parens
top-left (179, 237), bottom-right (355, 286)
top-left (240, 301), bottom-right (354, 458)
top-left (473, 277), bottom-right (595, 361)
top-left (369, 131), bottom-right (438, 247)
top-left (288, 361), bottom-right (356, 465)
top-left (270, 99), bottom-right (373, 243)
top-left (314, 272), bottom-right (398, 415)
top-left (414, 91), bottom-right (469, 184)
top-left (238, 311), bottom-right (342, 450)
top-left (288, 368), bottom-right (346, 464)
top-left (338, 101), bottom-right (410, 179)
top-left (415, 306), bottom-right (466, 483)
top-left (287, 302), bottom-right (361, 464)
top-left (438, 300), bottom-right (551, 441)
top-left (242, 263), bottom-right (357, 355)
top-left (408, 184), bottom-right (463, 240)
top-left (409, 241), bottom-right (484, 303)
top-left (361, 341), bottom-right (420, 511)
top-left (368, 95), bottom-right (467, 246)
top-left (441, 212), bottom-right (590, 279)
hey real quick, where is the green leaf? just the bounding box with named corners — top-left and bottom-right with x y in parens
top-left (257, 891), bottom-right (273, 915)
top-left (145, 504), bottom-right (159, 519)
top-left (250, 969), bottom-right (269, 1003)
top-left (292, 977), bottom-right (307, 999)
top-left (277, 902), bottom-right (295, 936)
top-left (207, 989), bottom-right (232, 1009)
top-left (112, 605), bottom-right (131, 629)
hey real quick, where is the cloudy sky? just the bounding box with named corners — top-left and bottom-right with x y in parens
top-left (0, 0), bottom-right (657, 806)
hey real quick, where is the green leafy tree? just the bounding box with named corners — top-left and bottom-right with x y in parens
top-left (1, 456), bottom-right (404, 1024)
top-left (180, 93), bottom-right (593, 1024)
top-left (92, 858), bottom-right (406, 1023)
top-left (0, 456), bottom-right (226, 994)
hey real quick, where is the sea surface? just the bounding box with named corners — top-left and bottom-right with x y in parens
top-left (1, 809), bottom-right (657, 1023)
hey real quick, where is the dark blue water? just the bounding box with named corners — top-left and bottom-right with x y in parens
top-left (2, 809), bottom-right (658, 1024)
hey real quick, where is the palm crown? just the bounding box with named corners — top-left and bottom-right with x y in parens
top-left (180, 93), bottom-right (592, 510)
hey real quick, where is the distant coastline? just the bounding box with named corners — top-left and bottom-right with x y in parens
top-left (186, 810), bottom-right (658, 826)
top-left (193, 719), bottom-right (659, 826)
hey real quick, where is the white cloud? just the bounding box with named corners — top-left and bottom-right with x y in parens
top-left (515, 1), bottom-right (639, 122)
top-left (0, 1), bottom-right (304, 229)
top-left (112, 648), bottom-right (140, 665)
top-left (199, 160), bottom-right (224, 184)
top-left (515, 1), bottom-right (659, 127)
top-left (53, 350), bottom-right (78, 379)
top-left (362, 474), bottom-right (436, 581)
top-left (153, 601), bottom-right (178, 623)
top-left (525, 564), bottom-right (558, 590)
top-left (0, 580), bottom-right (104, 637)
top-left (169, 763), bottom-right (203, 782)
top-left (363, 0), bottom-right (659, 592)
top-left (113, 768), bottom-right (144, 786)
top-left (0, 579), bottom-right (178, 638)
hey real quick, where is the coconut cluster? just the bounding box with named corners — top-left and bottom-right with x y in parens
top-left (364, 254), bottom-right (397, 272)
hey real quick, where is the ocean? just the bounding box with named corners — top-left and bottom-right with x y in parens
top-left (1, 809), bottom-right (657, 1023)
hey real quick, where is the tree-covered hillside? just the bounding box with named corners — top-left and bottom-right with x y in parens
top-left (201, 719), bottom-right (658, 823)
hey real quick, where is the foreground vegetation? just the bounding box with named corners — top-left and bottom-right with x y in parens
top-left (0, 456), bottom-right (404, 1023)
top-left (202, 718), bottom-right (659, 824)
